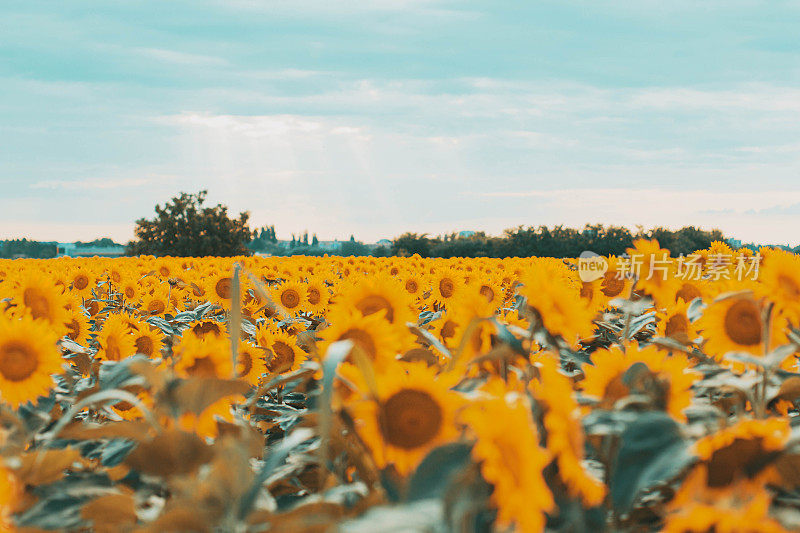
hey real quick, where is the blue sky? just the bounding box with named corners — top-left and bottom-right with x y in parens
top-left (2, 0), bottom-right (800, 244)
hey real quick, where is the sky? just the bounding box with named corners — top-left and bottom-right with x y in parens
top-left (2, 0), bottom-right (800, 245)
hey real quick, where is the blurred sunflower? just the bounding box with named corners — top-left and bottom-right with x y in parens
top-left (533, 357), bottom-right (606, 505)
top-left (757, 250), bottom-right (800, 326)
top-left (627, 239), bottom-right (679, 308)
top-left (657, 298), bottom-right (698, 345)
top-left (582, 343), bottom-right (699, 421)
top-left (462, 384), bottom-right (554, 532)
top-left (664, 465), bottom-right (787, 533)
top-left (697, 293), bottom-right (786, 360)
top-left (0, 465), bottom-right (20, 532)
top-left (332, 275), bottom-right (415, 327)
top-left (173, 333), bottom-right (233, 378)
top-left (11, 271), bottom-right (69, 333)
top-left (348, 362), bottom-right (462, 475)
top-left (0, 314), bottom-right (62, 407)
top-left (518, 268), bottom-right (595, 347)
top-left (317, 309), bottom-right (402, 369)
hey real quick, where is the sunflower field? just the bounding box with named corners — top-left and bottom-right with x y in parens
top-left (2, 239), bottom-right (800, 532)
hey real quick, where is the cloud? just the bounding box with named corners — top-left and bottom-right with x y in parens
top-left (30, 178), bottom-right (154, 190)
top-left (136, 48), bottom-right (229, 67)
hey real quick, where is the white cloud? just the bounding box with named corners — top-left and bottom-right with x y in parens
top-left (30, 178), bottom-right (153, 190)
top-left (137, 48), bottom-right (228, 67)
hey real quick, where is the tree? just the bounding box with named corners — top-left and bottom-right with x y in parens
top-left (127, 190), bottom-right (252, 257)
top-left (312, 234), bottom-right (319, 246)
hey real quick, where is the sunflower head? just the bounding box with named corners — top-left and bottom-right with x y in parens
top-left (0, 314), bottom-right (63, 407)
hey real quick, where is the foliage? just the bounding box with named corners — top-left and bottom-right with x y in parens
top-left (127, 190), bottom-right (252, 257)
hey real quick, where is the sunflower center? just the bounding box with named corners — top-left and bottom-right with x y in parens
top-left (111, 271), bottom-right (122, 283)
top-left (237, 351), bottom-right (253, 378)
top-left (378, 389), bottom-right (443, 449)
top-left (66, 319), bottom-right (81, 341)
top-left (665, 313), bottom-right (690, 343)
top-left (339, 328), bottom-right (378, 360)
top-left (187, 356), bottom-right (218, 377)
top-left (135, 335), bottom-right (154, 357)
top-left (307, 287), bottom-right (321, 305)
top-left (105, 337), bottom-right (122, 362)
top-left (124, 286), bottom-right (136, 299)
top-left (441, 320), bottom-right (457, 340)
top-left (438, 278), bottom-right (455, 299)
top-left (724, 299), bottom-right (762, 346)
top-left (147, 299), bottom-right (166, 315)
top-left (479, 285), bottom-right (494, 302)
top-left (280, 289), bottom-right (300, 309)
top-left (676, 283), bottom-right (701, 303)
top-left (580, 282), bottom-right (594, 301)
top-left (0, 341), bottom-right (39, 382)
top-left (356, 295), bottom-right (394, 323)
top-left (23, 288), bottom-right (52, 321)
top-left (269, 341), bottom-right (295, 372)
top-left (192, 321), bottom-right (221, 338)
top-left (778, 274), bottom-right (800, 298)
top-left (601, 272), bottom-right (625, 297)
top-left (215, 278), bottom-right (232, 300)
top-left (405, 279), bottom-right (419, 294)
top-left (73, 274), bottom-right (89, 290)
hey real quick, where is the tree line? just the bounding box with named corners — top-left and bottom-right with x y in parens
top-left (0, 191), bottom-right (758, 259)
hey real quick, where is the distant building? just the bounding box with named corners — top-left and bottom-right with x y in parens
top-left (375, 239), bottom-right (392, 247)
top-left (458, 230), bottom-right (476, 238)
top-left (57, 242), bottom-right (126, 258)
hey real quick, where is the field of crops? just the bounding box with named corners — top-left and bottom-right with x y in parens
top-left (1, 239), bottom-right (800, 531)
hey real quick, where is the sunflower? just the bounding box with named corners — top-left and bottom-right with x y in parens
top-left (430, 266), bottom-right (465, 306)
top-left (204, 272), bottom-right (234, 307)
top-left (347, 361), bottom-right (462, 475)
top-left (317, 309), bottom-right (402, 369)
top-left (517, 267), bottom-right (596, 347)
top-left (190, 319), bottom-right (224, 339)
top-left (462, 385), bottom-right (554, 532)
top-left (96, 314), bottom-right (137, 363)
top-left (0, 465), bottom-right (20, 532)
top-left (582, 343), bottom-right (699, 421)
top-left (270, 280), bottom-right (307, 315)
top-left (696, 293), bottom-right (787, 361)
top-left (63, 300), bottom-right (91, 347)
top-left (11, 271), bottom-right (69, 333)
top-left (757, 250), bottom-right (800, 326)
top-left (600, 256), bottom-right (635, 300)
top-left (0, 314), bottom-right (63, 407)
top-left (657, 298), bottom-right (698, 345)
top-left (627, 239), bottom-right (679, 308)
top-left (533, 357), bottom-right (606, 505)
top-left (140, 288), bottom-right (171, 317)
top-left (130, 321), bottom-right (164, 359)
top-left (663, 418), bottom-right (791, 532)
top-left (664, 465), bottom-right (788, 533)
top-left (110, 387), bottom-right (153, 421)
top-left (172, 333), bottom-right (234, 378)
top-left (303, 275), bottom-right (329, 315)
top-left (236, 340), bottom-right (267, 385)
top-left (68, 267), bottom-right (95, 298)
top-left (258, 328), bottom-right (306, 374)
top-left (178, 395), bottom-right (242, 439)
top-left (331, 274), bottom-right (415, 327)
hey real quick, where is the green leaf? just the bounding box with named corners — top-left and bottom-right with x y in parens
top-left (610, 412), bottom-right (693, 514)
top-left (407, 442), bottom-right (473, 502)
